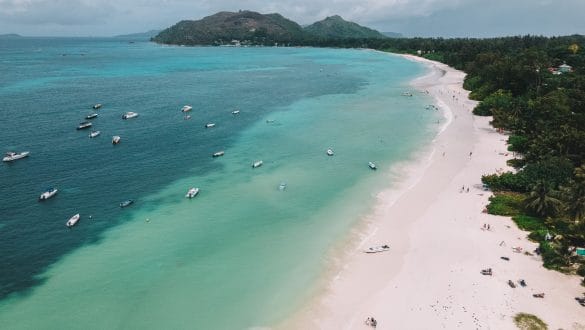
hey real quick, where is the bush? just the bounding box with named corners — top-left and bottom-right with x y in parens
top-left (482, 172), bottom-right (529, 192)
top-left (540, 241), bottom-right (570, 270)
top-left (513, 313), bottom-right (548, 330)
top-left (473, 89), bottom-right (515, 117)
top-left (577, 264), bottom-right (585, 277)
top-left (486, 192), bottom-right (524, 216)
top-left (507, 158), bottom-right (526, 169)
top-left (512, 215), bottom-right (547, 231)
top-left (508, 135), bottom-right (529, 153)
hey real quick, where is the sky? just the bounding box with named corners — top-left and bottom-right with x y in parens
top-left (0, 0), bottom-right (584, 37)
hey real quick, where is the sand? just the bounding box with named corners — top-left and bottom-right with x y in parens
top-left (281, 55), bottom-right (585, 330)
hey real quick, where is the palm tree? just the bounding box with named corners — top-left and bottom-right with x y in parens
top-left (524, 180), bottom-right (563, 217)
top-left (561, 165), bottom-right (585, 224)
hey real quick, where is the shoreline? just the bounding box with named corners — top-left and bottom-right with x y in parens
top-left (280, 55), bottom-right (584, 329)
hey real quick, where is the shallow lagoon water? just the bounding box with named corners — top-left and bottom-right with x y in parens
top-left (0, 39), bottom-right (438, 328)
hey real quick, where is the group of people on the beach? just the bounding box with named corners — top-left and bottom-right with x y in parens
top-left (460, 185), bottom-right (470, 193)
top-left (365, 316), bottom-right (377, 327)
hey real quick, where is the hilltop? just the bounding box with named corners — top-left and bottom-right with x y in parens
top-left (152, 11), bottom-right (388, 46)
top-left (153, 11), bottom-right (305, 46)
top-left (304, 15), bottom-right (387, 39)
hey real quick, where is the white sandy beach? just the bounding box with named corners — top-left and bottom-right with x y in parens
top-left (281, 55), bottom-right (585, 329)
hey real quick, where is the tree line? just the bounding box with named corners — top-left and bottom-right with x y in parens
top-left (345, 34), bottom-right (585, 278)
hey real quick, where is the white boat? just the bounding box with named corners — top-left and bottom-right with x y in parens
top-left (85, 113), bottom-right (98, 120)
top-left (184, 115), bottom-right (191, 120)
top-left (212, 151), bottom-right (225, 157)
top-left (364, 244), bottom-right (390, 253)
top-left (89, 130), bottom-right (101, 138)
top-left (66, 213), bottom-right (80, 227)
top-left (252, 160), bottom-right (263, 168)
top-left (278, 182), bottom-right (287, 191)
top-left (120, 199), bottom-right (134, 208)
top-left (122, 111), bottom-right (138, 119)
top-left (326, 149), bottom-right (334, 156)
top-left (231, 109), bottom-right (240, 115)
top-left (39, 187), bottom-right (58, 200)
top-left (93, 103), bottom-right (102, 109)
top-left (185, 187), bottom-right (199, 198)
top-left (77, 121), bottom-right (92, 130)
top-left (3, 151), bottom-right (30, 162)
top-left (205, 123), bottom-right (216, 128)
top-left (112, 136), bottom-right (121, 144)
top-left (181, 105), bottom-right (193, 112)
top-left (368, 162), bottom-right (377, 170)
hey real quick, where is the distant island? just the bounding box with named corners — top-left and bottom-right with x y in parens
top-left (152, 10), bottom-right (388, 46)
top-left (115, 30), bottom-right (161, 39)
top-left (0, 33), bottom-right (22, 38)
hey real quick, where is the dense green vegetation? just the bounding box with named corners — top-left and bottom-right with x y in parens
top-left (153, 11), bottom-right (389, 46)
top-left (304, 15), bottom-right (387, 39)
top-left (371, 35), bottom-right (585, 278)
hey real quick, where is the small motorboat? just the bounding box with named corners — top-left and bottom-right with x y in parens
top-left (364, 245), bottom-right (390, 253)
top-left (85, 113), bottom-right (98, 120)
top-left (119, 199), bottom-right (134, 208)
top-left (89, 130), bottom-right (101, 138)
top-left (112, 136), bottom-right (121, 145)
top-left (77, 121), bottom-right (93, 130)
top-left (3, 151), bottom-right (30, 162)
top-left (93, 103), bottom-right (102, 109)
top-left (181, 105), bottom-right (193, 112)
top-left (205, 123), bottom-right (216, 128)
top-left (212, 151), bottom-right (225, 157)
top-left (278, 182), bottom-right (287, 191)
top-left (39, 187), bottom-right (58, 201)
top-left (66, 213), bottom-right (80, 227)
top-left (231, 109), bottom-right (240, 115)
top-left (368, 162), bottom-right (377, 170)
top-left (326, 149), bottom-right (334, 156)
top-left (252, 160), bottom-right (263, 168)
top-left (185, 187), bottom-right (199, 198)
top-left (122, 112), bottom-right (138, 119)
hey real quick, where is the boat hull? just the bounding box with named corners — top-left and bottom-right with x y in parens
top-left (39, 189), bottom-right (58, 200)
top-left (3, 152), bottom-right (30, 162)
top-left (66, 214), bottom-right (80, 227)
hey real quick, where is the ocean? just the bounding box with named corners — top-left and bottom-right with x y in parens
top-left (0, 38), bottom-right (438, 329)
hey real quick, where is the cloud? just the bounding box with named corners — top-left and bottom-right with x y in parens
top-left (0, 0), bottom-right (583, 37)
top-left (0, 0), bottom-right (115, 25)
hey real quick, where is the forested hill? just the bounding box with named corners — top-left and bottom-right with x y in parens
top-left (152, 11), bottom-right (306, 46)
top-left (304, 15), bottom-right (387, 39)
top-left (152, 11), bottom-right (387, 46)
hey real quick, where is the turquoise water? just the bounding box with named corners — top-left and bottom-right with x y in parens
top-left (0, 38), bottom-right (438, 328)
